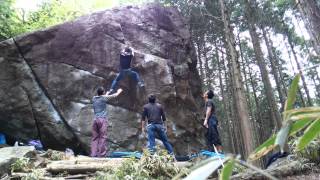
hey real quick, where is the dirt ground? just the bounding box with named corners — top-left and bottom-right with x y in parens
top-left (283, 172), bottom-right (320, 180)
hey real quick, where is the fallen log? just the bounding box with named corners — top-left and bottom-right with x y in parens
top-left (11, 172), bottom-right (28, 178)
top-left (64, 174), bottom-right (89, 179)
top-left (46, 158), bottom-right (126, 174)
top-left (46, 163), bottom-right (109, 174)
top-left (46, 159), bottom-right (192, 174)
top-left (48, 157), bottom-right (124, 165)
top-left (0, 173), bottom-right (9, 180)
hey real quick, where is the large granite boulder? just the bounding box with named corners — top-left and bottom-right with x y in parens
top-left (0, 146), bottom-right (36, 176)
top-left (0, 4), bottom-right (204, 155)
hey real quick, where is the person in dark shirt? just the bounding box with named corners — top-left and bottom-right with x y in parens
top-left (109, 46), bottom-right (144, 93)
top-left (141, 94), bottom-right (173, 154)
top-left (203, 90), bottom-right (223, 153)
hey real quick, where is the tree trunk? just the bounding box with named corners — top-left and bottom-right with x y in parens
top-left (244, 0), bottom-right (282, 130)
top-left (196, 38), bottom-right (205, 86)
top-left (267, 32), bottom-right (288, 98)
top-left (287, 34), bottom-right (313, 106)
top-left (226, 56), bottom-right (245, 155)
top-left (246, 64), bottom-right (261, 130)
top-left (310, 71), bottom-right (320, 99)
top-left (216, 41), bottom-right (236, 153)
top-left (284, 39), bottom-right (306, 107)
top-left (203, 43), bottom-right (212, 89)
top-left (315, 70), bottom-right (320, 99)
top-left (238, 35), bottom-right (260, 147)
top-left (219, 0), bottom-right (254, 158)
top-left (222, 39), bottom-right (245, 155)
top-left (296, 0), bottom-right (320, 55)
top-left (262, 27), bottom-right (286, 109)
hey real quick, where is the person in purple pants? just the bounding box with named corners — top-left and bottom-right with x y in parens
top-left (91, 87), bottom-right (123, 157)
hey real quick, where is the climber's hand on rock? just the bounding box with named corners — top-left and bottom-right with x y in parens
top-left (203, 121), bottom-right (208, 128)
top-left (117, 88), bottom-right (123, 94)
top-left (141, 128), bottom-right (146, 137)
top-left (132, 62), bottom-right (144, 70)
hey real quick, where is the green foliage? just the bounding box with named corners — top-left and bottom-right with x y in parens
top-left (181, 157), bottom-right (226, 180)
top-left (231, 163), bottom-right (246, 174)
top-left (284, 74), bottom-right (301, 112)
top-left (275, 121), bottom-right (291, 152)
top-left (274, 0), bottom-right (295, 10)
top-left (96, 149), bottom-right (186, 180)
top-left (248, 135), bottom-right (276, 160)
top-left (297, 118), bottom-right (320, 151)
top-left (296, 137), bottom-right (320, 163)
top-left (23, 169), bottom-right (45, 180)
top-left (0, 0), bottom-right (24, 40)
top-left (289, 117), bottom-right (313, 136)
top-left (285, 107), bottom-right (320, 118)
top-left (249, 116), bottom-right (314, 161)
top-left (250, 74), bottom-right (320, 161)
top-left (0, 0), bottom-right (119, 40)
top-left (22, 0), bottom-right (94, 32)
top-left (219, 158), bottom-right (235, 180)
top-left (119, 0), bottom-right (153, 6)
top-left (46, 149), bottom-right (65, 161)
top-left (182, 155), bottom-right (276, 180)
top-left (11, 157), bottom-right (31, 172)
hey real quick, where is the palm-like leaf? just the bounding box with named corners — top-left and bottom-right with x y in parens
top-left (284, 74), bottom-right (300, 112)
top-left (275, 121), bottom-right (292, 153)
top-left (297, 118), bottom-right (320, 151)
top-left (248, 134), bottom-right (276, 161)
top-left (289, 117), bottom-right (314, 136)
top-left (183, 157), bottom-right (227, 180)
top-left (219, 158), bottom-right (235, 180)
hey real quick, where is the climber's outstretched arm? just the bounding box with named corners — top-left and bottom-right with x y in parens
top-left (103, 88), bottom-right (123, 100)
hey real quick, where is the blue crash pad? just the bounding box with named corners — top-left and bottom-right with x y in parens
top-left (0, 133), bottom-right (6, 145)
top-left (108, 151), bottom-right (142, 159)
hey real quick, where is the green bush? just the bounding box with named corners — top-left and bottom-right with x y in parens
top-left (11, 157), bottom-right (31, 172)
top-left (23, 169), bottom-right (45, 180)
top-left (95, 149), bottom-right (187, 180)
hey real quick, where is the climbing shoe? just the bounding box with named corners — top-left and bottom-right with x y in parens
top-left (138, 82), bottom-right (145, 88)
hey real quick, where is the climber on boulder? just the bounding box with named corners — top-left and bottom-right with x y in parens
top-left (109, 46), bottom-right (144, 94)
top-left (91, 87), bottom-right (123, 157)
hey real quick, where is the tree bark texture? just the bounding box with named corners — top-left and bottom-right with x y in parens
top-left (296, 0), bottom-right (320, 55)
top-left (244, 0), bottom-right (282, 130)
top-left (219, 0), bottom-right (254, 158)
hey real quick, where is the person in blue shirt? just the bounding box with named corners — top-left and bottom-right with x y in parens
top-left (109, 46), bottom-right (144, 93)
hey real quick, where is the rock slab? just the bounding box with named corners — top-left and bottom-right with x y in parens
top-left (0, 146), bottom-right (36, 176)
top-left (0, 4), bottom-right (204, 155)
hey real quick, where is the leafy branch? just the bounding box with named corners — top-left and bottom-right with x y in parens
top-left (182, 73), bottom-right (320, 180)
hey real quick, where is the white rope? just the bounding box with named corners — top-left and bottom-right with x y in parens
top-left (212, 144), bottom-right (224, 167)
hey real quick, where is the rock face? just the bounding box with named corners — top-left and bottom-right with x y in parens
top-left (0, 146), bottom-right (36, 176)
top-left (0, 4), bottom-right (204, 155)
